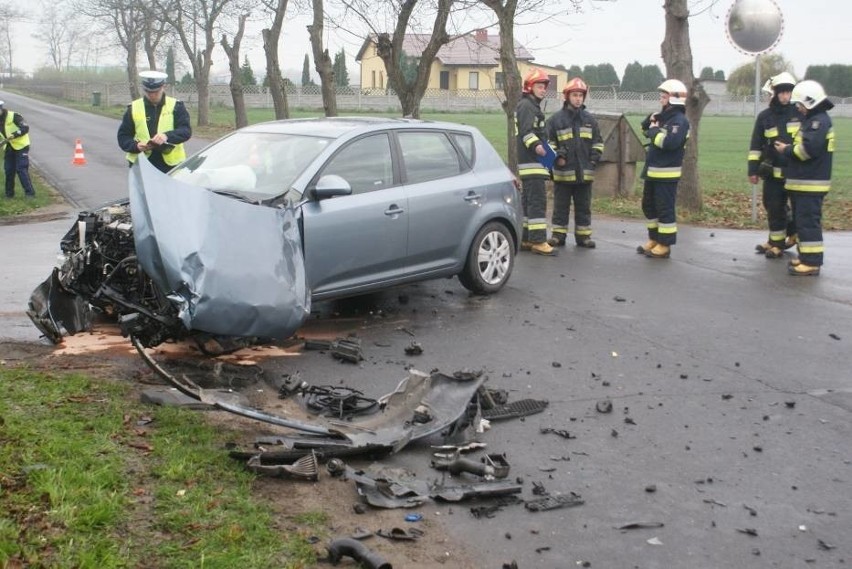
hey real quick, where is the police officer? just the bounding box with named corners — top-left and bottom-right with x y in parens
top-left (748, 71), bottom-right (800, 258)
top-left (774, 80), bottom-right (834, 277)
top-left (515, 68), bottom-right (555, 256)
top-left (637, 79), bottom-right (690, 259)
top-left (546, 77), bottom-right (604, 249)
top-left (117, 70), bottom-right (191, 173)
top-left (1, 100), bottom-right (36, 199)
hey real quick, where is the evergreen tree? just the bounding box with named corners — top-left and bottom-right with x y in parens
top-left (714, 70), bottom-right (725, 81)
top-left (567, 65), bottom-right (583, 79)
top-left (180, 72), bottom-right (194, 85)
top-left (333, 48), bottom-right (350, 87)
top-left (240, 56), bottom-right (257, 86)
top-left (165, 47), bottom-right (176, 85)
top-left (302, 54), bottom-right (314, 86)
top-left (699, 66), bottom-right (714, 80)
top-left (597, 63), bottom-right (620, 87)
top-left (582, 65), bottom-right (600, 86)
top-left (399, 53), bottom-right (418, 86)
top-left (642, 65), bottom-right (665, 92)
top-left (621, 61), bottom-right (645, 92)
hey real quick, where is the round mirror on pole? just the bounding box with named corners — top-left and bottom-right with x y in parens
top-left (725, 0), bottom-right (784, 221)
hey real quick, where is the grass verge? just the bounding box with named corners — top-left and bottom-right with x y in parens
top-left (0, 366), bottom-right (321, 568)
top-left (0, 170), bottom-right (63, 218)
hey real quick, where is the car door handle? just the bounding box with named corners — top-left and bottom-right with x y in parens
top-left (464, 192), bottom-right (482, 202)
top-left (385, 205), bottom-right (405, 216)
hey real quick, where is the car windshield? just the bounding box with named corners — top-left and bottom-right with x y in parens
top-left (170, 131), bottom-right (332, 199)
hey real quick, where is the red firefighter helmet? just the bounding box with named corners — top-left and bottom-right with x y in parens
top-left (522, 68), bottom-right (550, 93)
top-left (563, 77), bottom-right (589, 100)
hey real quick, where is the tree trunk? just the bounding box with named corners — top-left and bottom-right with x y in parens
top-left (221, 14), bottom-right (248, 128)
top-left (308, 0), bottom-right (337, 117)
top-left (481, 0), bottom-right (520, 171)
top-left (126, 46), bottom-right (140, 101)
top-left (262, 0), bottom-right (290, 120)
top-left (661, 0), bottom-right (710, 212)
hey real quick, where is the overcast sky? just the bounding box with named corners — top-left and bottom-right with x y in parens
top-left (14, 0), bottom-right (850, 83)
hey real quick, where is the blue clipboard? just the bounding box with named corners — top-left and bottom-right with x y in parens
top-left (537, 140), bottom-right (557, 170)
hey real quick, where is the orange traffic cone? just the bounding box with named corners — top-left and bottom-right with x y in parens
top-left (72, 139), bottom-right (87, 166)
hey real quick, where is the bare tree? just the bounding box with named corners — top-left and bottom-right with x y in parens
top-left (661, 0), bottom-right (710, 212)
top-left (221, 13), bottom-right (249, 128)
top-left (33, 0), bottom-right (86, 70)
top-left (0, 4), bottom-right (26, 76)
top-left (140, 3), bottom-right (172, 70)
top-left (307, 0), bottom-right (337, 116)
top-left (341, 0), bottom-right (453, 118)
top-left (260, 0), bottom-right (290, 119)
top-left (156, 0), bottom-right (232, 127)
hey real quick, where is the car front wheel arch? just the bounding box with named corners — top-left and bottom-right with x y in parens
top-left (458, 221), bottom-right (515, 295)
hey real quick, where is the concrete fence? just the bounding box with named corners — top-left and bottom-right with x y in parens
top-left (18, 80), bottom-right (852, 118)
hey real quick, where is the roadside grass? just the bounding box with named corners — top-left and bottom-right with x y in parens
top-left (10, 88), bottom-right (852, 229)
top-left (0, 367), bottom-right (319, 568)
top-left (0, 169), bottom-right (62, 217)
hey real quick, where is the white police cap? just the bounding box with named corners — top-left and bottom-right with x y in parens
top-left (140, 70), bottom-right (168, 91)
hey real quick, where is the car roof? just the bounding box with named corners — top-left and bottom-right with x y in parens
top-left (240, 116), bottom-right (477, 139)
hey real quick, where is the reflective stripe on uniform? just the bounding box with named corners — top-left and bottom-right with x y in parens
top-left (527, 219), bottom-right (548, 231)
top-left (556, 128), bottom-right (573, 141)
top-left (552, 226), bottom-right (568, 235)
top-left (552, 171), bottom-right (577, 182)
top-left (523, 133), bottom-right (541, 148)
top-left (773, 167), bottom-right (784, 179)
top-left (647, 166), bottom-right (682, 179)
top-left (786, 179), bottom-right (830, 192)
top-left (657, 222), bottom-right (677, 235)
top-left (764, 127), bottom-right (779, 138)
top-left (575, 226), bottom-right (592, 236)
top-left (748, 150), bottom-right (761, 161)
top-left (519, 162), bottom-right (550, 177)
top-left (646, 219), bottom-right (659, 230)
top-left (583, 169), bottom-right (595, 181)
top-left (798, 241), bottom-right (824, 254)
top-left (769, 229), bottom-right (787, 241)
top-left (793, 143), bottom-right (811, 161)
top-left (653, 130), bottom-right (667, 147)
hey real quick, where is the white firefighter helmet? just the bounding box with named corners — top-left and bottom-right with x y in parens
top-left (761, 79), bottom-right (774, 95)
top-left (768, 71), bottom-right (796, 92)
top-left (658, 79), bottom-right (688, 105)
top-left (791, 80), bottom-right (827, 110)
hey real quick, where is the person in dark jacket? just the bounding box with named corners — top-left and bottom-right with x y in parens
top-left (1, 100), bottom-right (36, 199)
top-left (515, 68), bottom-right (556, 256)
top-left (637, 79), bottom-right (690, 259)
top-left (117, 70), bottom-right (192, 173)
top-left (774, 80), bottom-right (834, 277)
top-left (545, 77), bottom-right (604, 248)
top-left (748, 72), bottom-right (801, 258)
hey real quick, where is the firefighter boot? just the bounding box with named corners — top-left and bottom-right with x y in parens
top-left (755, 242), bottom-right (772, 254)
top-left (789, 257), bottom-right (801, 267)
top-left (764, 246), bottom-right (784, 259)
top-left (576, 238), bottom-right (596, 249)
top-left (636, 240), bottom-right (657, 255)
top-left (547, 234), bottom-right (566, 247)
top-left (644, 244), bottom-right (671, 259)
top-left (521, 241), bottom-right (533, 251)
top-left (784, 235), bottom-right (797, 250)
top-left (788, 262), bottom-right (820, 276)
top-left (530, 241), bottom-right (557, 256)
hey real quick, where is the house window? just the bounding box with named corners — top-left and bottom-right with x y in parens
top-left (380, 71), bottom-right (385, 89)
top-left (371, 70), bottom-right (376, 89)
top-left (495, 72), bottom-right (504, 90)
top-left (440, 71), bottom-right (449, 90)
top-left (468, 72), bottom-right (479, 90)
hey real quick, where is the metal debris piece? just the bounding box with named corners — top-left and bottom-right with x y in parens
top-left (524, 492), bottom-right (585, 512)
top-left (246, 451), bottom-right (319, 480)
top-left (736, 528), bottom-right (759, 537)
top-left (431, 453), bottom-right (510, 480)
top-left (469, 496), bottom-right (523, 519)
top-left (646, 537), bottom-right (663, 545)
top-left (703, 499), bottom-right (727, 507)
top-left (376, 527), bottom-right (423, 540)
top-left (482, 398), bottom-right (549, 421)
top-left (331, 337), bottom-right (364, 363)
top-left (596, 399), bottom-right (613, 413)
top-left (299, 385), bottom-right (379, 419)
top-left (326, 458), bottom-right (346, 476)
top-left (818, 539), bottom-right (836, 550)
top-left (431, 481), bottom-right (523, 502)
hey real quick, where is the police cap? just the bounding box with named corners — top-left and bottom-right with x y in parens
top-left (140, 70), bottom-right (168, 92)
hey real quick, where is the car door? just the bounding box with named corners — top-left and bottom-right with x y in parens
top-left (301, 132), bottom-right (408, 298)
top-left (398, 129), bottom-right (477, 273)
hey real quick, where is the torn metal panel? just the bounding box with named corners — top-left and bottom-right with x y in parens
top-left (26, 268), bottom-right (93, 343)
top-left (129, 156), bottom-right (310, 339)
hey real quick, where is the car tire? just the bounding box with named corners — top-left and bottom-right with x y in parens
top-left (458, 221), bottom-right (515, 294)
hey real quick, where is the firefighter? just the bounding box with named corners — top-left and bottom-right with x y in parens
top-left (515, 68), bottom-right (555, 256)
top-left (637, 79), bottom-right (690, 259)
top-left (773, 80), bottom-right (834, 276)
top-left (117, 70), bottom-right (192, 173)
top-left (748, 71), bottom-right (800, 258)
top-left (545, 77), bottom-right (604, 248)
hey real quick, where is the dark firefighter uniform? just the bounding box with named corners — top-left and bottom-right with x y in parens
top-left (640, 105), bottom-right (689, 252)
top-left (515, 93), bottom-right (550, 245)
top-left (780, 100), bottom-right (834, 272)
top-left (1, 107), bottom-right (36, 198)
top-left (117, 94), bottom-right (191, 173)
top-left (748, 95), bottom-right (801, 255)
top-left (546, 103), bottom-right (604, 246)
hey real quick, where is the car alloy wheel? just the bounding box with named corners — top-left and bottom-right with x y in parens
top-left (458, 221), bottom-right (515, 294)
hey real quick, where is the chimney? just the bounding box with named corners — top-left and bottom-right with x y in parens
top-left (474, 29), bottom-right (488, 42)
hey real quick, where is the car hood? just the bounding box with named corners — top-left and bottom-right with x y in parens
top-left (130, 156), bottom-right (310, 339)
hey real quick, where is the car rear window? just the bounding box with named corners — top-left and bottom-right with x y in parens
top-left (398, 131), bottom-right (464, 184)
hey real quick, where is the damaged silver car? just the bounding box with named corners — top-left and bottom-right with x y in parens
top-left (28, 117), bottom-right (523, 348)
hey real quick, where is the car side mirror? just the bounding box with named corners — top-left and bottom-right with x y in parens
top-left (312, 174), bottom-right (352, 200)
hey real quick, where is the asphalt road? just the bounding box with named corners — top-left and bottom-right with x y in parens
top-left (1, 92), bottom-right (850, 568)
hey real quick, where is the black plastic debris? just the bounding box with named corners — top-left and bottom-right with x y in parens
top-left (327, 537), bottom-right (392, 569)
top-left (829, 333), bottom-right (841, 340)
top-left (246, 451), bottom-right (319, 480)
top-left (596, 399), bottom-right (613, 413)
top-left (785, 401), bottom-right (796, 408)
top-left (469, 496), bottom-right (523, 519)
top-left (818, 539), bottom-right (836, 550)
top-left (377, 527), bottom-right (423, 541)
top-left (404, 341), bottom-right (424, 355)
top-left (525, 493), bottom-right (585, 512)
top-left (736, 528), bottom-right (759, 537)
top-left (482, 399), bottom-right (549, 421)
top-left (300, 385), bottom-right (379, 419)
top-left (540, 427), bottom-right (575, 439)
top-left (616, 522), bottom-right (665, 530)
top-left (304, 336), bottom-right (364, 363)
top-left (431, 453), bottom-right (510, 479)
